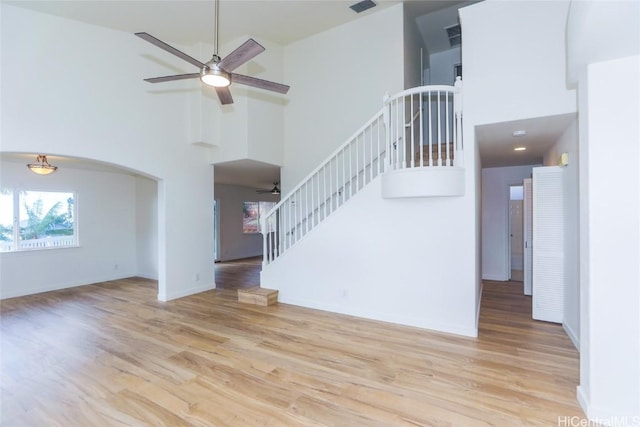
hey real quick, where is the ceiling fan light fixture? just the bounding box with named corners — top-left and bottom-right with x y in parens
top-left (200, 66), bottom-right (230, 87)
top-left (27, 154), bottom-right (58, 175)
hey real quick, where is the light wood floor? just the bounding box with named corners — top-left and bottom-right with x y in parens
top-left (215, 257), bottom-right (262, 290)
top-left (1, 271), bottom-right (583, 425)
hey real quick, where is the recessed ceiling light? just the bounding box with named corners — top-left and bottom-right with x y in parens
top-left (512, 130), bottom-right (527, 137)
top-left (514, 146), bottom-right (527, 151)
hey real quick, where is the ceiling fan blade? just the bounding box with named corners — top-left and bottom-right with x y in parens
top-left (215, 86), bottom-right (234, 105)
top-left (135, 32), bottom-right (205, 69)
top-left (144, 73), bottom-right (200, 83)
top-left (218, 39), bottom-right (265, 72)
top-left (232, 73), bottom-right (290, 94)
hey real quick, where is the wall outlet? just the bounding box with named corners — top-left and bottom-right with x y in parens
top-left (114, 264), bottom-right (119, 270)
top-left (195, 273), bottom-right (200, 281)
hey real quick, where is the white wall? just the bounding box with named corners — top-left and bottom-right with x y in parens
top-left (246, 38), bottom-right (286, 167)
top-left (566, 1), bottom-right (640, 86)
top-left (261, 176), bottom-right (478, 337)
top-left (481, 165), bottom-right (536, 281)
top-left (543, 119), bottom-right (579, 348)
top-left (459, 0), bottom-right (577, 343)
top-left (1, 4), bottom-right (215, 300)
top-left (214, 183), bottom-right (280, 262)
top-left (459, 0), bottom-right (576, 126)
top-left (565, 0), bottom-right (640, 420)
top-left (282, 4), bottom-right (405, 193)
top-left (577, 55), bottom-right (640, 422)
top-left (135, 176), bottom-right (158, 280)
top-left (210, 37), bottom-right (286, 168)
top-left (430, 47), bottom-right (461, 86)
top-left (0, 161), bottom-right (138, 298)
top-left (404, 5), bottom-right (426, 89)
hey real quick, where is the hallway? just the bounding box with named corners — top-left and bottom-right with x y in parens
top-left (214, 257), bottom-right (262, 290)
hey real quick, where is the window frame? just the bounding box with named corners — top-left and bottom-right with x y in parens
top-left (0, 188), bottom-right (79, 253)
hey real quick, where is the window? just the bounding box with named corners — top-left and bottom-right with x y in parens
top-left (0, 189), bottom-right (77, 252)
top-left (242, 201), bottom-right (276, 234)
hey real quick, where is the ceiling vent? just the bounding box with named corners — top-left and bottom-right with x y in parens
top-left (445, 24), bottom-right (461, 47)
top-left (350, 0), bottom-right (376, 14)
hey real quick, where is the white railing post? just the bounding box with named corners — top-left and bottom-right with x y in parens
top-left (383, 92), bottom-right (391, 172)
top-left (261, 216), bottom-right (268, 267)
top-left (454, 77), bottom-right (463, 167)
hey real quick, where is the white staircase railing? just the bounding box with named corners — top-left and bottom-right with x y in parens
top-left (262, 80), bottom-right (463, 267)
top-left (385, 77), bottom-right (463, 170)
top-left (262, 110), bottom-right (386, 266)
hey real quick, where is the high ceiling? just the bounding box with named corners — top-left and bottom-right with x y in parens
top-left (5, 1), bottom-right (565, 185)
top-left (4, 0), bottom-right (475, 189)
top-left (7, 0), bottom-right (422, 47)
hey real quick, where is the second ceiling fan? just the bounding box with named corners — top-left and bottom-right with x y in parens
top-left (136, 0), bottom-right (289, 105)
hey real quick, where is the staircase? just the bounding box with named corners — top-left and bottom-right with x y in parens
top-left (256, 79), bottom-right (473, 336)
top-left (261, 79), bottom-right (464, 267)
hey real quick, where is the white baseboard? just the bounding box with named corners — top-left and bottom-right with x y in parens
top-left (482, 273), bottom-right (508, 281)
top-left (0, 272), bottom-right (136, 300)
top-left (277, 296), bottom-right (478, 338)
top-left (576, 385), bottom-right (640, 425)
top-left (563, 322), bottom-right (580, 350)
top-left (476, 281), bottom-right (483, 329)
top-left (159, 282), bottom-right (216, 302)
top-left (135, 272), bottom-right (159, 281)
top-left (577, 385), bottom-right (590, 419)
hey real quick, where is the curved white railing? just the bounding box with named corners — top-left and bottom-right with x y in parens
top-left (385, 77), bottom-right (462, 170)
top-left (262, 80), bottom-right (463, 266)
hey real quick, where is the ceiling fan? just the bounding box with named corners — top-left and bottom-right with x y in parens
top-left (256, 182), bottom-right (281, 195)
top-left (135, 0), bottom-right (289, 105)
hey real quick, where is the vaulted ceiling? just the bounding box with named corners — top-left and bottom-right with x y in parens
top-left (6, 0), bottom-right (466, 47)
top-left (5, 0), bottom-right (473, 189)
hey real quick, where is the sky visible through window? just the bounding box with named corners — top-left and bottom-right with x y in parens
top-left (0, 192), bottom-right (13, 230)
top-left (0, 190), bottom-right (73, 226)
top-left (0, 190), bottom-right (75, 250)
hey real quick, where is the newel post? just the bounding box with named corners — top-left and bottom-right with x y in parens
top-left (261, 216), bottom-right (268, 267)
top-left (454, 77), bottom-right (463, 167)
top-left (383, 91), bottom-right (391, 172)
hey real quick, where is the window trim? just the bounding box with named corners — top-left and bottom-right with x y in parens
top-left (0, 189), bottom-right (79, 253)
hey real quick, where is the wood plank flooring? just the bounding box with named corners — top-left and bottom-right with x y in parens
top-left (215, 257), bottom-right (262, 290)
top-left (0, 272), bottom-right (583, 426)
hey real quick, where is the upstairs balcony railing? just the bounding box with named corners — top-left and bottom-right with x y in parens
top-left (385, 77), bottom-right (463, 171)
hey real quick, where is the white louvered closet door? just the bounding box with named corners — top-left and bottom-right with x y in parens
top-left (532, 167), bottom-right (564, 323)
top-left (523, 178), bottom-right (533, 296)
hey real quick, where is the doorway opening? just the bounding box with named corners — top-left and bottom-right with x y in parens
top-left (509, 184), bottom-right (524, 282)
top-left (214, 199), bottom-right (220, 262)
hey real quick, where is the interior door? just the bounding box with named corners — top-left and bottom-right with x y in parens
top-left (532, 167), bottom-right (564, 323)
top-left (510, 193), bottom-right (524, 281)
top-left (523, 178), bottom-right (533, 295)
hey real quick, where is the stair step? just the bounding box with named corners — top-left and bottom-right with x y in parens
top-left (238, 287), bottom-right (279, 306)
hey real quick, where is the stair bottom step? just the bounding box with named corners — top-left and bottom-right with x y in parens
top-left (238, 287), bottom-right (279, 306)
